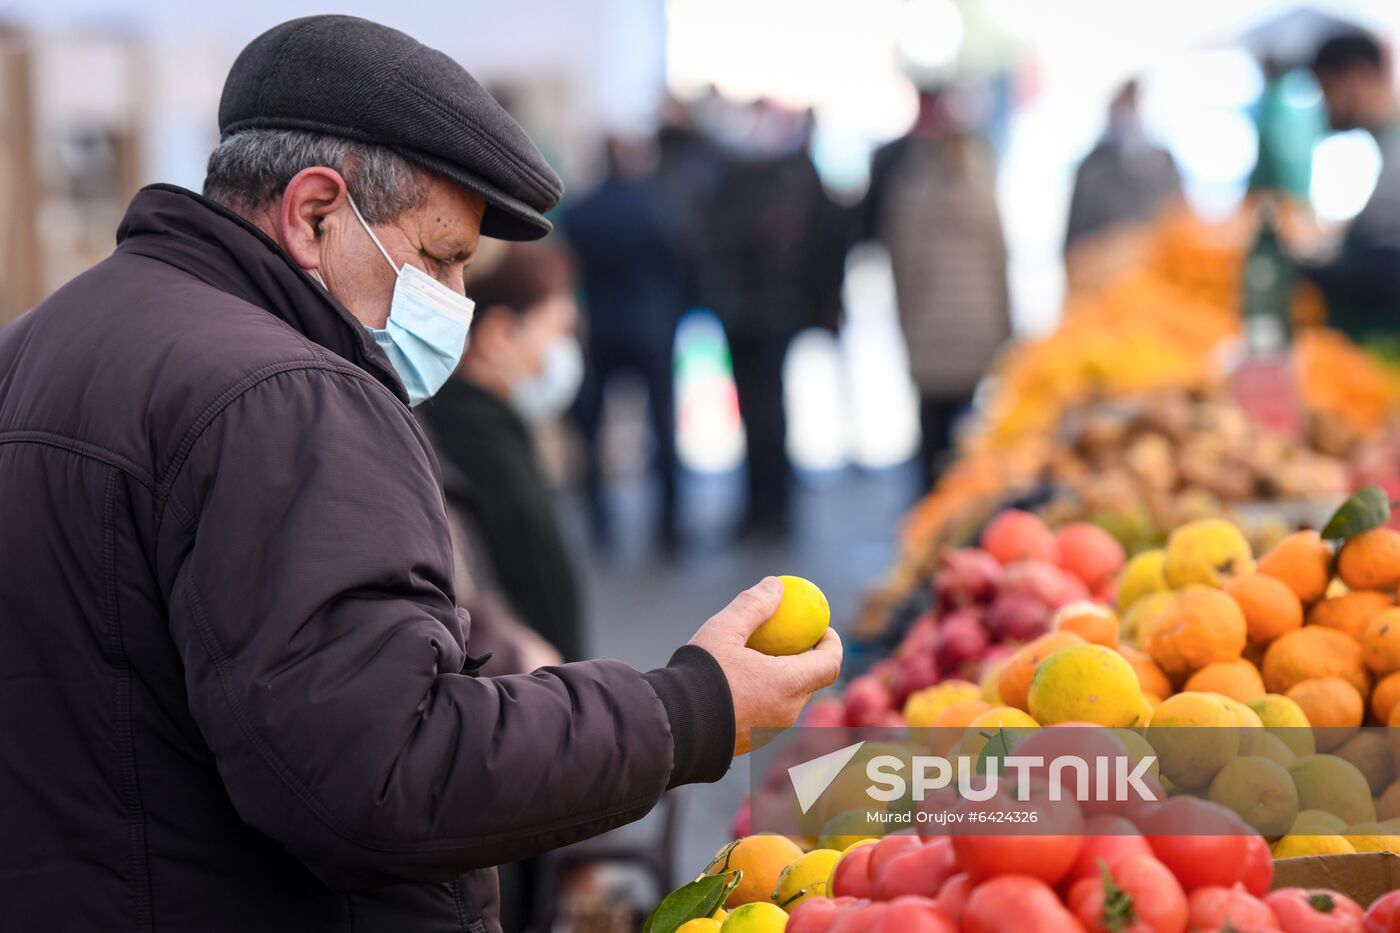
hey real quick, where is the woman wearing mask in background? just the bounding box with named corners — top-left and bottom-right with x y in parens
top-left (420, 242), bottom-right (586, 670)
top-left (418, 242), bottom-right (587, 933)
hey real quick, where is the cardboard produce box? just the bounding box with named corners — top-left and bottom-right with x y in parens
top-left (1272, 853), bottom-right (1400, 906)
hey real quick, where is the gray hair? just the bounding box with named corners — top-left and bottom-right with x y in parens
top-left (203, 129), bottom-right (425, 224)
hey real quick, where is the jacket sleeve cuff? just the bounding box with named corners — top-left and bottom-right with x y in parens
top-left (643, 645), bottom-right (735, 789)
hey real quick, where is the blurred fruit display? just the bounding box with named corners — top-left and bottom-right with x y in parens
top-left (874, 387), bottom-right (1350, 642)
top-left (875, 201), bottom-right (1400, 642)
top-left (1295, 328), bottom-right (1400, 458)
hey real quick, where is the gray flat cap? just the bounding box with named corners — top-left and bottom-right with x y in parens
top-left (219, 15), bottom-right (563, 240)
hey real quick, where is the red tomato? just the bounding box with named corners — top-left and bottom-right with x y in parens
top-left (1366, 890), bottom-right (1400, 933)
top-left (916, 784), bottom-right (971, 841)
top-left (870, 838), bottom-right (957, 900)
top-left (1188, 885), bottom-right (1280, 932)
top-left (1105, 771), bottom-right (1166, 823)
top-left (1067, 854), bottom-right (1187, 933)
top-left (829, 902), bottom-right (889, 933)
top-left (1239, 833), bottom-right (1274, 898)
top-left (1064, 815), bottom-right (1156, 886)
top-left (829, 844), bottom-right (876, 899)
top-left (963, 876), bottom-right (1085, 933)
top-left (787, 897), bottom-right (839, 933)
top-left (951, 788), bottom-right (1085, 885)
top-left (1136, 797), bottom-right (1253, 892)
top-left (933, 873), bottom-right (972, 926)
top-left (866, 834), bottom-right (923, 882)
top-left (1264, 888), bottom-right (1364, 933)
top-left (1010, 725), bottom-right (1130, 816)
top-left (871, 897), bottom-right (957, 933)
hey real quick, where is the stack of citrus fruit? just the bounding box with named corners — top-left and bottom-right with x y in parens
top-left (1111, 493), bottom-right (1399, 728)
top-left (1076, 488), bottom-right (1400, 856)
top-left (891, 490), bottom-right (1400, 861)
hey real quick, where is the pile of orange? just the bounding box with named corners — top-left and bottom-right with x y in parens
top-left (1114, 520), bottom-right (1400, 735)
top-left (1294, 328), bottom-right (1400, 454)
top-left (977, 273), bottom-right (1235, 451)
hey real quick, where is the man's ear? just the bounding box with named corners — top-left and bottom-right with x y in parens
top-left (276, 167), bottom-right (350, 272)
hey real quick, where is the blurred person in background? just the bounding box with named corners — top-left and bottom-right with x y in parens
top-left (563, 137), bottom-right (688, 555)
top-left (655, 92), bottom-right (727, 265)
top-left (0, 15), bottom-right (842, 932)
top-left (1064, 80), bottom-right (1182, 253)
top-left (698, 99), bottom-right (845, 539)
top-left (864, 86), bottom-right (1012, 491)
top-left (419, 242), bottom-right (584, 665)
top-left (1249, 57), bottom-right (1327, 202)
top-left (1302, 31), bottom-right (1400, 340)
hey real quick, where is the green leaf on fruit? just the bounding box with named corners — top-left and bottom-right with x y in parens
top-left (641, 870), bottom-right (739, 933)
top-left (1320, 486), bottom-right (1392, 540)
top-left (975, 727), bottom-right (1031, 775)
top-left (978, 729), bottom-right (1011, 768)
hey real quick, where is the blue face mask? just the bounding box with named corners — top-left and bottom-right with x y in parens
top-left (511, 336), bottom-right (584, 423)
top-left (326, 195), bottom-right (475, 407)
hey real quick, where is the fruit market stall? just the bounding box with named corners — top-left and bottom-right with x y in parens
top-left (642, 206), bottom-right (1400, 931)
top-left (643, 492), bottom-right (1400, 932)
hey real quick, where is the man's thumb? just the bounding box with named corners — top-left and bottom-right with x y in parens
top-left (706, 576), bottom-right (785, 642)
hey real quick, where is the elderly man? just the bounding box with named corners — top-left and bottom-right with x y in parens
top-left (0, 15), bottom-right (840, 932)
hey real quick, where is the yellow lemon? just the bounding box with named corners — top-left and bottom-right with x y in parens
top-left (1118, 549), bottom-right (1168, 610)
top-left (746, 576), bottom-right (830, 656)
top-left (1246, 694), bottom-right (1315, 760)
top-left (1028, 644), bottom-right (1142, 727)
top-left (1132, 693), bottom-right (1160, 729)
top-left (678, 921), bottom-right (722, 933)
top-left (1211, 694), bottom-right (1265, 755)
top-left (720, 902), bottom-right (788, 932)
top-left (1163, 519), bottom-right (1255, 589)
top-left (1146, 692), bottom-right (1240, 789)
top-left (1344, 822), bottom-right (1400, 854)
top-left (772, 848), bottom-right (840, 908)
top-left (969, 707), bottom-right (1039, 730)
top-left (955, 707), bottom-right (1038, 762)
top-left (1215, 694), bottom-right (1263, 728)
top-left (1290, 755), bottom-right (1377, 827)
top-left (816, 811), bottom-right (882, 851)
top-left (903, 680), bottom-right (981, 727)
top-left (1207, 756), bottom-right (1299, 836)
top-left (1291, 809), bottom-right (1348, 835)
top-left (1257, 731), bottom-right (1297, 768)
top-left (1121, 590), bottom-right (1177, 649)
top-left (1109, 727), bottom-right (1161, 781)
top-left (1273, 834), bottom-right (1356, 858)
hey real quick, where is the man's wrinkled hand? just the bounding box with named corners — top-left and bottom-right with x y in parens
top-left (689, 576), bottom-right (843, 756)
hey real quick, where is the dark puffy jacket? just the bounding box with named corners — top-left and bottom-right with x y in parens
top-left (0, 185), bottom-right (733, 932)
